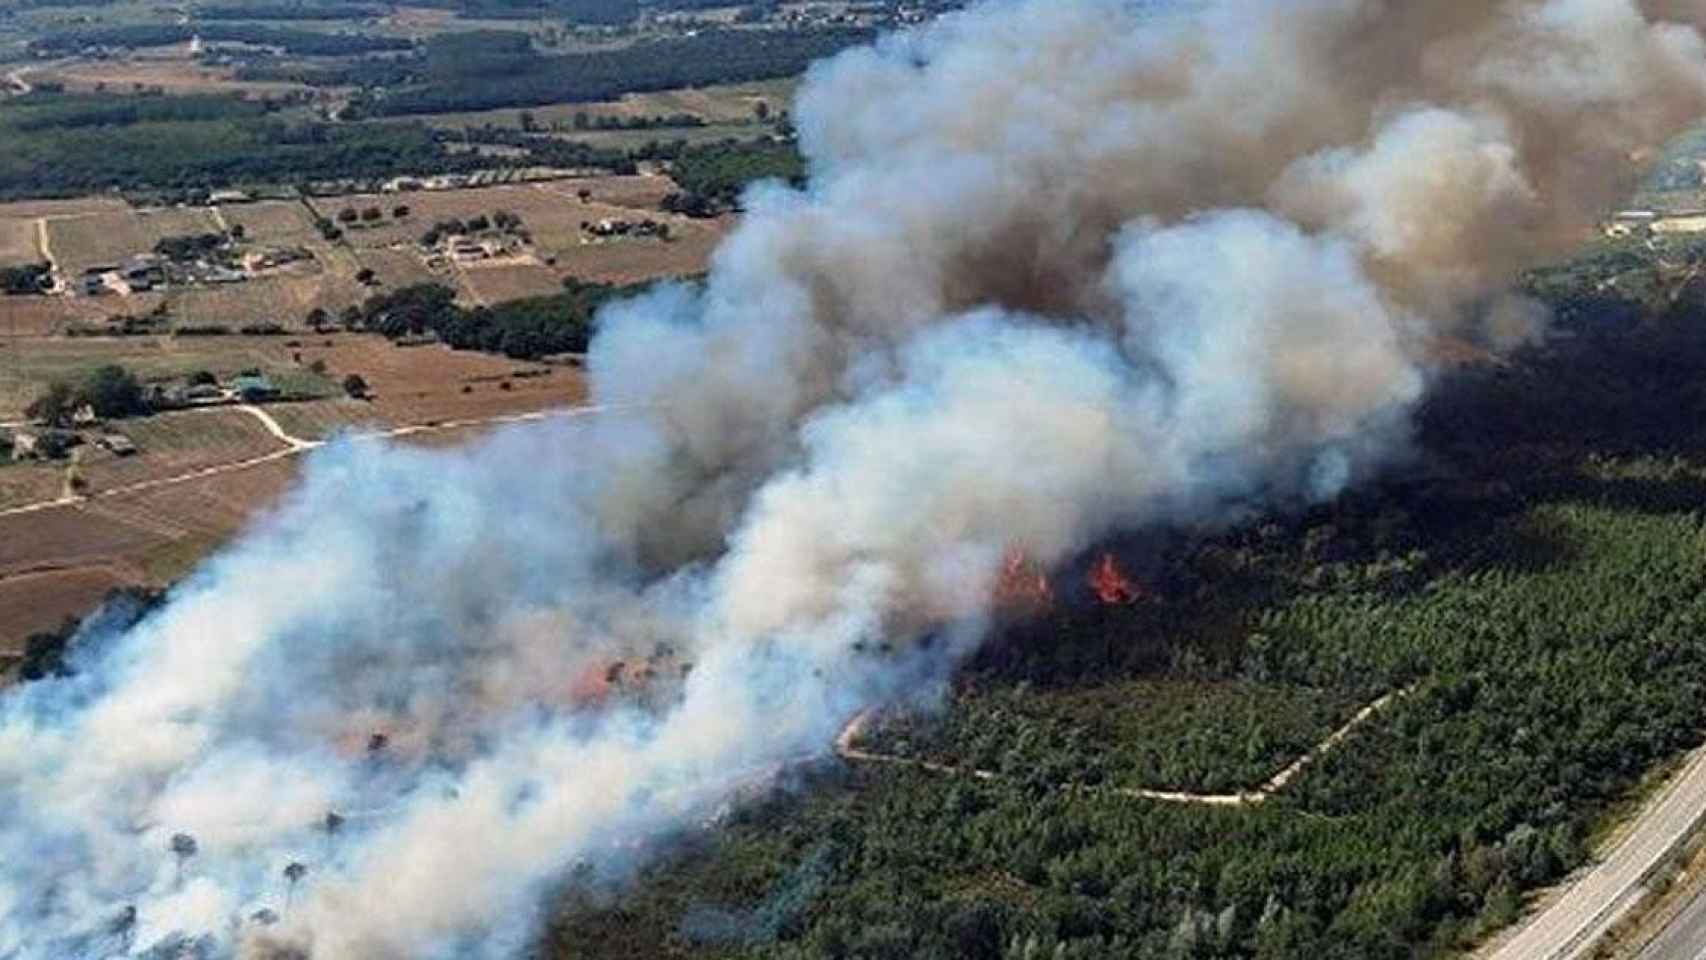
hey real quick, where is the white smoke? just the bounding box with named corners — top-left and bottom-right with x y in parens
top-left (6, 0), bottom-right (1706, 956)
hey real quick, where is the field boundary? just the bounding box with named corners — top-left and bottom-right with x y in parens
top-left (835, 685), bottom-right (1413, 807)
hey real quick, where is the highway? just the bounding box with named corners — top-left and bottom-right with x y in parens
top-left (1486, 746), bottom-right (1706, 960)
top-left (1640, 884), bottom-right (1706, 959)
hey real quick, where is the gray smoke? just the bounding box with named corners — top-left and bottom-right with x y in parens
top-left (5, 0), bottom-right (1706, 956)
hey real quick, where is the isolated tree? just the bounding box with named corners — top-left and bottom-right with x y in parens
top-left (228, 224), bottom-right (246, 241)
top-left (342, 373), bottom-right (369, 399)
top-left (306, 307), bottom-right (329, 331)
top-left (392, 204), bottom-right (411, 219)
top-left (80, 365), bottom-right (148, 418)
top-left (25, 381), bottom-right (75, 427)
top-left (169, 832), bottom-right (198, 884)
top-left (355, 268), bottom-right (377, 286)
top-left (283, 861), bottom-right (308, 909)
top-left (753, 99), bottom-right (770, 122)
top-left (337, 208), bottom-right (358, 224)
top-left (577, 187), bottom-right (593, 203)
top-left (360, 206), bottom-right (382, 223)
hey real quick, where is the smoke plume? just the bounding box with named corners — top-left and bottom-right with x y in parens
top-left (6, 0), bottom-right (1706, 955)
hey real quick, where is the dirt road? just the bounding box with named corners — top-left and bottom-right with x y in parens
top-left (834, 687), bottom-right (1408, 808)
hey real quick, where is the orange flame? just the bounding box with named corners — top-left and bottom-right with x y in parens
top-left (994, 546), bottom-right (1053, 611)
top-left (1089, 552), bottom-right (1142, 605)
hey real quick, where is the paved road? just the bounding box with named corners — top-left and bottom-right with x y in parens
top-left (1486, 746), bottom-right (1706, 960)
top-left (1640, 884), bottom-right (1706, 959)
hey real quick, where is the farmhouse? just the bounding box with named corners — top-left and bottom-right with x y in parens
top-left (10, 431), bottom-right (37, 461)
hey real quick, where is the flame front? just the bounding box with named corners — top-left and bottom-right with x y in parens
top-left (1089, 552), bottom-right (1142, 606)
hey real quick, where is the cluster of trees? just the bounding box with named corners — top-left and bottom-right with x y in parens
top-left (418, 210), bottom-right (522, 245)
top-left (0, 262), bottom-right (51, 295)
top-left (345, 28), bottom-right (871, 116)
top-left (0, 93), bottom-right (478, 200)
top-left (445, 0), bottom-right (640, 23)
top-left (353, 279), bottom-right (640, 358)
top-left (193, 3), bottom-right (385, 20)
top-left (29, 23), bottom-right (413, 57)
top-left (661, 138), bottom-right (805, 215)
top-left (12, 588), bottom-right (162, 682)
top-left (154, 232), bottom-right (230, 262)
top-left (27, 365), bottom-right (150, 425)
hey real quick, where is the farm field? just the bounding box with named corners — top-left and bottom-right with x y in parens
top-left (0, 218), bottom-right (39, 266)
top-left (0, 196), bottom-right (129, 221)
top-left (76, 407), bottom-right (290, 492)
top-left (217, 200), bottom-right (321, 245)
top-left (0, 333), bottom-right (328, 417)
top-left (458, 262), bottom-right (565, 303)
top-left (0, 296), bottom-right (84, 336)
top-left (35, 55), bottom-right (315, 98)
top-left (161, 268), bottom-right (368, 328)
top-left (416, 77), bottom-right (800, 131)
top-left (357, 247), bottom-right (446, 291)
top-left (47, 206), bottom-right (223, 275)
top-left (0, 566), bottom-right (129, 649)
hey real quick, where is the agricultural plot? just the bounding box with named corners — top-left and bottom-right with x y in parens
top-left (35, 58), bottom-right (312, 98)
top-left (0, 333), bottom-right (315, 417)
top-left (77, 407), bottom-right (289, 493)
top-left (285, 336), bottom-right (588, 424)
top-left (548, 217), bottom-right (723, 284)
top-left (0, 218), bottom-right (40, 267)
top-left (357, 248), bottom-right (446, 291)
top-left (0, 196), bottom-right (128, 220)
top-left (0, 296), bottom-right (81, 336)
top-left (416, 77), bottom-right (800, 131)
top-left (218, 200), bottom-right (321, 245)
top-left (49, 206), bottom-right (223, 276)
top-left (163, 270), bottom-right (366, 330)
top-left (0, 567), bottom-right (128, 655)
top-left (458, 262), bottom-right (565, 304)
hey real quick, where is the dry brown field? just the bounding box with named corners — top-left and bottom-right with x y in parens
top-left (290, 337), bottom-right (588, 424)
top-left (0, 463), bottom-right (66, 510)
top-left (37, 58), bottom-right (312, 98)
top-left (358, 248), bottom-right (447, 291)
top-left (218, 200), bottom-right (321, 244)
top-left (553, 223), bottom-right (725, 284)
top-left (0, 219), bottom-right (41, 267)
top-left (0, 297), bottom-right (84, 336)
top-left (416, 78), bottom-right (798, 131)
top-left (48, 207), bottom-right (223, 275)
top-left (163, 268), bottom-right (368, 328)
top-left (0, 197), bottom-right (129, 220)
top-left (0, 566), bottom-right (129, 645)
top-left (458, 262), bottom-right (564, 303)
top-left (76, 407), bottom-right (288, 493)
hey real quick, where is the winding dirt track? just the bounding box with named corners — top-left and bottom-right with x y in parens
top-left (834, 686), bottom-right (1410, 807)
